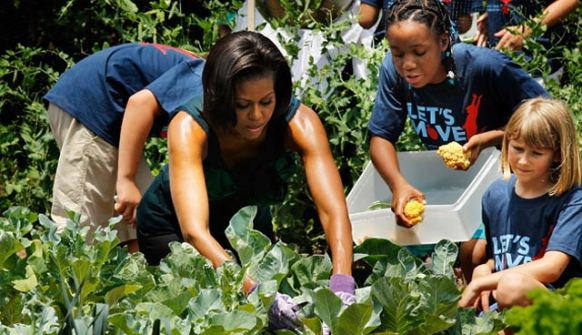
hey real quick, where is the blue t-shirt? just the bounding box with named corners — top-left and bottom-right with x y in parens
top-left (482, 176), bottom-right (582, 288)
top-left (43, 43), bottom-right (205, 147)
top-left (368, 43), bottom-right (547, 149)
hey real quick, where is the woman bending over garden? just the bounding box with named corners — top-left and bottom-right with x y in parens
top-left (44, 43), bottom-right (205, 252)
top-left (136, 31), bottom-right (355, 330)
top-left (458, 97), bottom-right (582, 315)
top-left (367, 0), bottom-right (548, 279)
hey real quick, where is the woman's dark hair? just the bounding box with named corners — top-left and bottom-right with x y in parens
top-left (386, 0), bottom-right (456, 79)
top-left (202, 31), bottom-right (292, 129)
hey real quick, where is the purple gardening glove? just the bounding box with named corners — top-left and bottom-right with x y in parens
top-left (323, 274), bottom-right (356, 335)
top-left (330, 274), bottom-right (356, 303)
top-left (268, 292), bottom-right (302, 331)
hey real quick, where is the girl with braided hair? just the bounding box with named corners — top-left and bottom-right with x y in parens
top-left (367, 0), bottom-right (548, 278)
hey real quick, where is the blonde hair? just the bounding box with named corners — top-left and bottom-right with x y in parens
top-left (501, 97), bottom-right (581, 196)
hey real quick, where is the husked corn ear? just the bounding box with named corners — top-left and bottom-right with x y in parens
top-left (437, 141), bottom-right (471, 170)
top-left (404, 199), bottom-right (424, 226)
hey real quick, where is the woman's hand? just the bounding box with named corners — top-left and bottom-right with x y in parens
top-left (114, 178), bottom-right (142, 226)
top-left (268, 292), bottom-right (302, 331)
top-left (391, 180), bottom-right (424, 228)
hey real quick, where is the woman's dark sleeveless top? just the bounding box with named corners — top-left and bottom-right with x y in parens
top-left (137, 96), bottom-right (300, 237)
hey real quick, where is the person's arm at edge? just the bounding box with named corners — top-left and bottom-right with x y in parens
top-left (495, 0), bottom-right (579, 50)
top-left (116, 89), bottom-right (160, 224)
top-left (286, 104), bottom-right (353, 276)
top-left (167, 111), bottom-right (257, 292)
top-left (540, 0), bottom-right (579, 29)
top-left (463, 129), bottom-right (505, 165)
top-left (359, 3), bottom-right (381, 29)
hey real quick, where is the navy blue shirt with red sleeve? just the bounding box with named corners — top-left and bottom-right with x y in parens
top-left (43, 43), bottom-right (205, 147)
top-left (368, 43), bottom-right (547, 149)
top-left (482, 176), bottom-right (582, 288)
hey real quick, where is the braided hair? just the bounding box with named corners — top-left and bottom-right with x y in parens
top-left (385, 0), bottom-right (457, 82)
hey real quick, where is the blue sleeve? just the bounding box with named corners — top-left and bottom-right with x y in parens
top-left (547, 189), bottom-right (582, 264)
top-left (146, 59), bottom-right (205, 119)
top-left (360, 0), bottom-right (382, 7)
top-left (476, 49), bottom-right (548, 117)
top-left (368, 54), bottom-right (407, 143)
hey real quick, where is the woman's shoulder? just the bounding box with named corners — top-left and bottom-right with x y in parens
top-left (287, 100), bottom-right (319, 128)
top-left (284, 100), bottom-right (327, 151)
top-left (172, 96), bottom-right (209, 132)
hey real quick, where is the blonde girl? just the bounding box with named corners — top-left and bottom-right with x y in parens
top-left (459, 97), bottom-right (582, 311)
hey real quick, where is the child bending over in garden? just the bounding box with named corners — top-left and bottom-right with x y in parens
top-left (44, 43), bottom-right (204, 252)
top-left (136, 31), bottom-right (355, 331)
top-left (458, 97), bottom-right (582, 314)
top-left (367, 0), bottom-right (547, 278)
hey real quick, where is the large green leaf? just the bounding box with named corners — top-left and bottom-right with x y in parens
top-left (313, 288), bottom-right (342, 331)
top-left (225, 206), bottom-right (271, 266)
top-left (418, 276), bottom-right (459, 319)
top-left (0, 231), bottom-right (22, 267)
top-left (12, 264), bottom-right (37, 292)
top-left (430, 240), bottom-right (458, 278)
top-left (25, 239), bottom-right (48, 275)
top-left (104, 284), bottom-right (142, 306)
top-left (188, 288), bottom-right (225, 319)
top-left (371, 277), bottom-right (421, 334)
top-left (336, 302), bottom-right (374, 335)
top-left (290, 254), bottom-right (332, 288)
top-left (249, 241), bottom-right (297, 284)
top-left (1, 206), bottom-right (35, 236)
top-left (135, 302), bottom-right (176, 320)
top-left (353, 238), bottom-right (401, 267)
top-left (208, 309), bottom-right (257, 332)
top-left (160, 242), bottom-right (218, 288)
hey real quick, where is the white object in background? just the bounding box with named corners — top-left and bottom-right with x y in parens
top-left (233, 0), bottom-right (378, 97)
top-left (460, 12), bottom-right (479, 43)
top-left (347, 147), bottom-right (502, 246)
top-left (247, 0), bottom-right (255, 31)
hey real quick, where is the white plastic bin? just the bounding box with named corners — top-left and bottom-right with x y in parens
top-left (347, 147), bottom-right (502, 245)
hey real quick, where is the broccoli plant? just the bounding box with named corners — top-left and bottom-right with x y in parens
top-left (0, 206), bottom-right (505, 334)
